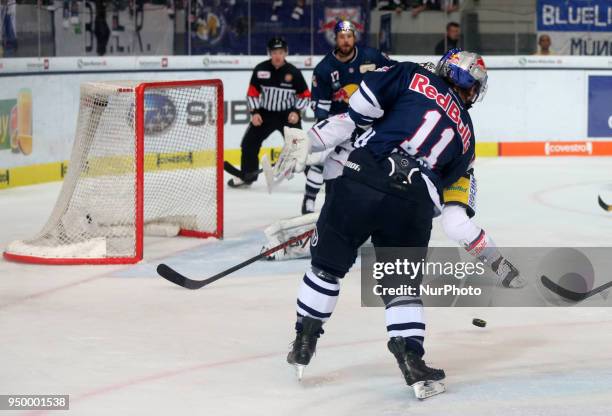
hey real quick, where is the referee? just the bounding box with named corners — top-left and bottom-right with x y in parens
top-left (228, 37), bottom-right (311, 188)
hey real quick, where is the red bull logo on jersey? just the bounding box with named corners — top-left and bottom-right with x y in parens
top-left (408, 73), bottom-right (472, 153)
top-left (333, 83), bottom-right (359, 103)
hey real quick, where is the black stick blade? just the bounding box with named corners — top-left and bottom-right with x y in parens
top-left (224, 161), bottom-right (263, 181)
top-left (541, 275), bottom-right (612, 302)
top-left (598, 195), bottom-right (612, 212)
top-left (157, 264), bottom-right (195, 289)
top-left (540, 275), bottom-right (585, 301)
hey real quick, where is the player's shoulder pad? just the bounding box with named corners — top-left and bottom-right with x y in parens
top-left (367, 61), bottom-right (415, 78)
top-left (409, 61), bottom-right (451, 87)
top-left (360, 46), bottom-right (379, 57)
top-left (399, 60), bottom-right (423, 73)
top-left (360, 46), bottom-right (392, 63)
top-left (314, 53), bottom-right (335, 72)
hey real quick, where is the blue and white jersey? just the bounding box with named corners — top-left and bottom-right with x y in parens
top-left (348, 61), bottom-right (476, 190)
top-left (310, 46), bottom-right (395, 121)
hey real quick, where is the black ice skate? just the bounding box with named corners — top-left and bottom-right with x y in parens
top-left (225, 163), bottom-right (258, 189)
top-left (227, 177), bottom-right (252, 188)
top-left (287, 316), bottom-right (323, 380)
top-left (491, 256), bottom-right (526, 288)
top-left (387, 337), bottom-right (446, 400)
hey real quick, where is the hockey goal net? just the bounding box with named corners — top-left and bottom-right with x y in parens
top-left (4, 79), bottom-right (223, 264)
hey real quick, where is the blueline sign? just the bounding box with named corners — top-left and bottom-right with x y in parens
top-left (537, 0), bottom-right (612, 55)
top-left (588, 76), bottom-right (612, 138)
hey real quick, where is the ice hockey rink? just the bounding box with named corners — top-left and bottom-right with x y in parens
top-left (1, 156), bottom-right (612, 416)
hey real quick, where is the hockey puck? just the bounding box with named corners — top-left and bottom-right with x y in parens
top-left (472, 318), bottom-right (487, 328)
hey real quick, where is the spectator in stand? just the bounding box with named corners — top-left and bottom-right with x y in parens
top-left (378, 0), bottom-right (410, 14)
top-left (535, 34), bottom-right (554, 55)
top-left (434, 21), bottom-right (461, 55)
top-left (412, 0), bottom-right (460, 17)
top-left (441, 0), bottom-right (460, 13)
top-left (94, 0), bottom-right (110, 56)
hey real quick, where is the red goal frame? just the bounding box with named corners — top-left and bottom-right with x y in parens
top-left (3, 79), bottom-right (224, 265)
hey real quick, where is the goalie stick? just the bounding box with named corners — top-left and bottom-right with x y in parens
top-left (540, 274), bottom-right (612, 302)
top-left (223, 161), bottom-right (262, 182)
top-left (157, 229), bottom-right (314, 290)
top-left (597, 195), bottom-right (612, 212)
top-left (261, 154), bottom-right (289, 193)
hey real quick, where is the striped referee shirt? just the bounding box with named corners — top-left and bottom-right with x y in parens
top-left (246, 60), bottom-right (311, 113)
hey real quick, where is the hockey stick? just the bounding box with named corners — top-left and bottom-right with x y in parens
top-left (597, 195), bottom-right (612, 212)
top-left (540, 274), bottom-right (612, 302)
top-left (157, 229), bottom-right (314, 290)
top-left (223, 161), bottom-right (262, 181)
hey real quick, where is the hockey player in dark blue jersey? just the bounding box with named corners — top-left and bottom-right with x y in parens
top-left (285, 50), bottom-right (489, 399)
top-left (301, 20), bottom-right (395, 214)
top-left (310, 21), bottom-right (394, 120)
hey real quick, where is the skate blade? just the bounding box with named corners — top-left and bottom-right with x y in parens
top-left (411, 380), bottom-right (446, 400)
top-left (293, 364), bottom-right (305, 381)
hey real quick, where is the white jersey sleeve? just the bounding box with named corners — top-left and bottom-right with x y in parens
top-left (307, 113), bottom-right (357, 153)
top-left (323, 141), bottom-right (353, 181)
top-left (305, 112), bottom-right (359, 181)
top-left (306, 148), bottom-right (335, 166)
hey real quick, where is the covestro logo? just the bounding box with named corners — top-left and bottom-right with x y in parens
top-left (544, 141), bottom-right (593, 156)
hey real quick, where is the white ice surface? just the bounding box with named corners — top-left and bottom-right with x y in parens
top-left (1, 157), bottom-right (612, 416)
